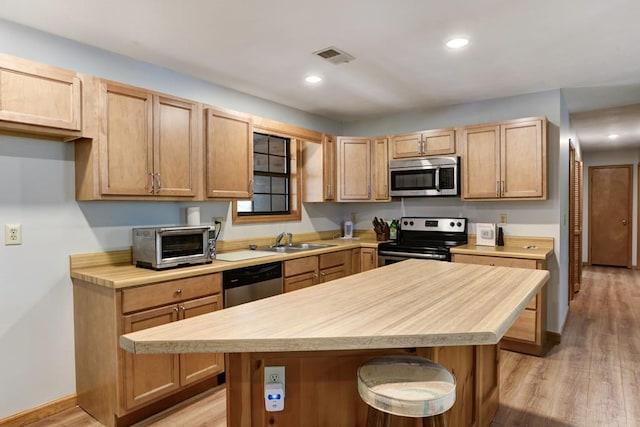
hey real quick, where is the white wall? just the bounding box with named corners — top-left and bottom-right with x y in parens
top-left (0, 19), bottom-right (343, 418)
top-left (581, 148), bottom-right (640, 264)
top-left (342, 90), bottom-right (569, 335)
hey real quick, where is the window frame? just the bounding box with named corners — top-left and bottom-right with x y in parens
top-left (232, 125), bottom-right (302, 224)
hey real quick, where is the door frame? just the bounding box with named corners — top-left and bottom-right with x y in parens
top-left (587, 164), bottom-right (633, 268)
top-left (568, 141), bottom-right (583, 300)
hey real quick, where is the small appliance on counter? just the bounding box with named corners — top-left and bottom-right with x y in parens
top-left (343, 219), bottom-right (353, 238)
top-left (132, 222), bottom-right (221, 270)
top-left (475, 223), bottom-right (497, 246)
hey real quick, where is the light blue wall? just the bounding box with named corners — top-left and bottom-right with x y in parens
top-left (0, 19), bottom-right (343, 418)
top-left (341, 89), bottom-right (568, 337)
top-left (0, 17), bottom-right (570, 419)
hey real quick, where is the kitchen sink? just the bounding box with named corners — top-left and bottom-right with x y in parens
top-left (261, 243), bottom-right (336, 253)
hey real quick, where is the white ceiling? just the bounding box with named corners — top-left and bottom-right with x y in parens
top-left (1, 0), bottom-right (640, 151)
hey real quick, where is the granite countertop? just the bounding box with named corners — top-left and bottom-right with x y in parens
top-left (119, 259), bottom-right (549, 354)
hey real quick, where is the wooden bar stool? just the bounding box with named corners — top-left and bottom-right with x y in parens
top-left (357, 356), bottom-right (456, 427)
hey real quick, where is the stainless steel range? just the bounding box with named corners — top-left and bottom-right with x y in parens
top-left (378, 217), bottom-right (468, 266)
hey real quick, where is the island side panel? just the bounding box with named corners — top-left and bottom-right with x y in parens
top-left (227, 346), bottom-right (498, 427)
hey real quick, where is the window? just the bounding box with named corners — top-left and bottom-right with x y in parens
top-left (233, 129), bottom-right (301, 223)
top-left (237, 132), bottom-right (290, 215)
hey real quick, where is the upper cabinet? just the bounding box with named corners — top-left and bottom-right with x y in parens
top-left (391, 128), bottom-right (455, 159)
top-left (75, 78), bottom-right (201, 200)
top-left (336, 136), bottom-right (390, 202)
top-left (205, 108), bottom-right (253, 199)
top-left (460, 117), bottom-right (547, 200)
top-left (0, 53), bottom-right (82, 140)
top-left (302, 134), bottom-right (336, 202)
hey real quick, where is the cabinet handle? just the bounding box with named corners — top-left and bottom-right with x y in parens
top-left (496, 181), bottom-right (500, 197)
top-left (149, 173), bottom-right (155, 194)
top-left (179, 305), bottom-right (185, 311)
top-left (320, 271), bottom-right (325, 276)
top-left (175, 288), bottom-right (182, 295)
top-left (368, 185), bottom-right (371, 199)
top-left (501, 181), bottom-right (504, 196)
top-left (314, 273), bottom-right (318, 278)
top-left (420, 139), bottom-right (426, 154)
top-left (248, 179), bottom-right (254, 196)
top-left (173, 307), bottom-right (179, 312)
top-left (156, 173), bottom-right (161, 192)
top-left (489, 263), bottom-right (495, 266)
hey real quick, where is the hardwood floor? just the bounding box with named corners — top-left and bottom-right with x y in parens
top-left (24, 266), bottom-right (640, 426)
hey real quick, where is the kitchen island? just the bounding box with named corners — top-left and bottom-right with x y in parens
top-left (120, 259), bottom-right (549, 427)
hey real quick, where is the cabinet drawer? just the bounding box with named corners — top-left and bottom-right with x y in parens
top-left (122, 274), bottom-right (222, 314)
top-left (504, 309), bottom-right (537, 342)
top-left (320, 265), bottom-right (347, 283)
top-left (453, 254), bottom-right (537, 269)
top-left (284, 272), bottom-right (317, 293)
top-left (319, 251), bottom-right (346, 269)
top-left (285, 256), bottom-right (318, 277)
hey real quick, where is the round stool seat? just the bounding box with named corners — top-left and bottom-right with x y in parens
top-left (357, 355), bottom-right (456, 418)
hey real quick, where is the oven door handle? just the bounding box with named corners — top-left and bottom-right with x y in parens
top-left (435, 167), bottom-right (441, 192)
top-left (379, 250), bottom-right (447, 260)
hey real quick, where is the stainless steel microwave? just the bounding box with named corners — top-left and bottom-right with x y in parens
top-left (132, 226), bottom-right (216, 270)
top-left (389, 156), bottom-right (460, 197)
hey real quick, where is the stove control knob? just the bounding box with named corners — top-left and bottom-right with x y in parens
top-left (403, 221), bottom-right (408, 226)
top-left (450, 222), bottom-right (455, 227)
top-left (409, 221), bottom-right (414, 226)
top-left (457, 222), bottom-right (462, 227)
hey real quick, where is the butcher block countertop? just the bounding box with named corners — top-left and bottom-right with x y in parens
top-left (120, 259), bottom-right (549, 354)
top-left (70, 237), bottom-right (379, 289)
top-left (451, 236), bottom-right (554, 260)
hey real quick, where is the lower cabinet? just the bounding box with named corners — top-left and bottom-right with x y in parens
top-left (361, 247), bottom-right (378, 271)
top-left (73, 273), bottom-right (224, 427)
top-left (283, 250), bottom-right (351, 292)
top-left (452, 253), bottom-right (547, 355)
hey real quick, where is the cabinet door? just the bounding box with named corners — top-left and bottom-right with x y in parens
top-left (284, 271), bottom-right (318, 292)
top-left (422, 129), bottom-right (455, 156)
top-left (322, 135), bottom-right (336, 201)
top-left (361, 248), bottom-right (377, 272)
top-left (0, 53), bottom-right (81, 132)
top-left (284, 255), bottom-right (318, 277)
top-left (122, 305), bottom-right (180, 410)
top-left (501, 120), bottom-right (545, 199)
top-left (390, 132), bottom-right (422, 159)
top-left (373, 137), bottom-right (390, 201)
top-left (205, 108), bottom-right (253, 198)
top-left (337, 137), bottom-right (371, 201)
top-left (351, 248), bottom-right (362, 274)
top-left (99, 82), bottom-right (153, 196)
top-left (461, 125), bottom-right (500, 199)
top-left (154, 96), bottom-right (199, 197)
top-left (179, 295), bottom-right (224, 386)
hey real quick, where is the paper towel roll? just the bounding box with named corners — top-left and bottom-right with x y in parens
top-left (186, 207), bottom-right (200, 225)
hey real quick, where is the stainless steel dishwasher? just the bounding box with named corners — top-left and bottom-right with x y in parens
top-left (222, 261), bottom-right (283, 308)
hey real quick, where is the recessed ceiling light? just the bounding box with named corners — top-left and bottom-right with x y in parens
top-left (608, 134), bottom-right (619, 139)
top-left (305, 75), bottom-right (322, 84)
top-left (446, 38), bottom-right (469, 49)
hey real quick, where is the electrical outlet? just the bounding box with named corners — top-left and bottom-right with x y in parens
top-left (212, 217), bottom-right (224, 225)
top-left (265, 366), bottom-right (285, 385)
top-left (499, 214), bottom-right (507, 224)
top-left (4, 224), bottom-right (22, 245)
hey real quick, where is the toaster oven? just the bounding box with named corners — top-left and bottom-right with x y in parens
top-left (132, 226), bottom-right (216, 270)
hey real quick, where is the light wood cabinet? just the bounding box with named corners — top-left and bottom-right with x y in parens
top-left (452, 253), bottom-right (547, 355)
top-left (205, 107), bottom-right (253, 199)
top-left (72, 274), bottom-right (224, 426)
top-left (283, 251), bottom-right (351, 292)
top-left (0, 53), bottom-right (82, 140)
top-left (75, 79), bottom-right (201, 200)
top-left (337, 136), bottom-right (390, 202)
top-left (391, 128), bottom-right (455, 159)
top-left (302, 134), bottom-right (336, 202)
top-left (460, 117), bottom-right (546, 200)
top-left (361, 247), bottom-right (378, 271)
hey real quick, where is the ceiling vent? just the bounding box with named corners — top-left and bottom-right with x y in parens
top-left (313, 47), bottom-right (355, 65)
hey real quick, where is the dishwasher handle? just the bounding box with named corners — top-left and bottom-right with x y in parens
top-left (223, 262), bottom-right (282, 289)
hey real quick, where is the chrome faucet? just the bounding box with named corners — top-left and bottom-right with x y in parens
top-left (274, 232), bottom-right (293, 247)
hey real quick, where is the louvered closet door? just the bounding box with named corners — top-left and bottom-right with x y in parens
top-left (573, 160), bottom-right (583, 293)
